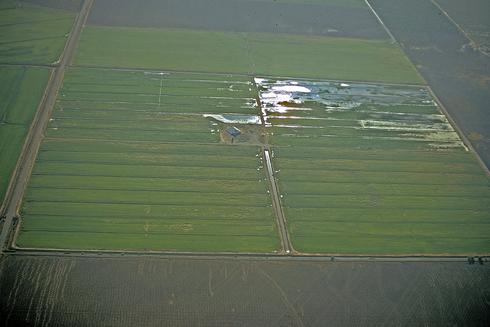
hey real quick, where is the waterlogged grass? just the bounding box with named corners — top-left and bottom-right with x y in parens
top-left (0, 66), bottom-right (50, 205)
top-left (0, 1), bottom-right (76, 64)
top-left (75, 26), bottom-right (423, 84)
top-left (17, 68), bottom-right (279, 252)
top-left (260, 78), bottom-right (490, 255)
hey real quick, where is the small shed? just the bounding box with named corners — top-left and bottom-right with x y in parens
top-left (226, 126), bottom-right (242, 137)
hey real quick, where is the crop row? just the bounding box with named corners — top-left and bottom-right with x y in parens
top-left (18, 69), bottom-right (279, 252)
top-left (263, 78), bottom-right (490, 254)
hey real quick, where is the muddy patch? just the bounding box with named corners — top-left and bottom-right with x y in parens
top-left (205, 114), bottom-right (266, 145)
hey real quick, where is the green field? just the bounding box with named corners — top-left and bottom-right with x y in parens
top-left (17, 68), bottom-right (490, 254)
top-left (0, 66), bottom-right (50, 207)
top-left (255, 78), bottom-right (490, 254)
top-left (10, 0), bottom-right (489, 255)
top-left (0, 1), bottom-right (76, 64)
top-left (17, 68), bottom-right (279, 252)
top-left (75, 26), bottom-right (423, 84)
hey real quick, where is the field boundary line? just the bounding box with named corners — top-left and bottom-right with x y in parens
top-left (365, 0), bottom-right (426, 85)
top-left (430, 0), bottom-right (490, 58)
top-left (17, 200), bottom-right (490, 211)
top-left (5, 247), bottom-right (489, 262)
top-left (263, 147), bottom-right (293, 254)
top-left (0, 69), bottom-right (54, 217)
top-left (41, 137), bottom-right (260, 147)
top-left (364, 0), bottom-right (396, 44)
top-left (0, 0), bottom-right (95, 252)
top-left (252, 76), bottom-right (293, 254)
top-left (0, 63), bottom-right (55, 68)
top-left (427, 86), bottom-right (489, 175)
top-left (365, 1), bottom-right (489, 175)
top-left (72, 64), bottom-right (427, 87)
top-left (34, 148), bottom-right (476, 160)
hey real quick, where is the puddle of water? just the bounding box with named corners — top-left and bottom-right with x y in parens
top-left (255, 78), bottom-right (433, 108)
top-left (203, 114), bottom-right (261, 125)
top-left (255, 77), bottom-right (466, 149)
top-left (204, 114), bottom-right (265, 145)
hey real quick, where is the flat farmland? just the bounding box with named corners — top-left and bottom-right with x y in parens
top-left (2, 0), bottom-right (490, 325)
top-left (74, 26), bottom-right (422, 84)
top-left (0, 66), bottom-right (50, 208)
top-left (435, 0), bottom-right (490, 54)
top-left (1, 255), bottom-right (489, 327)
top-left (88, 0), bottom-right (385, 39)
top-left (22, 0), bottom-right (81, 11)
top-left (0, 0), bottom-right (77, 64)
top-left (9, 0), bottom-right (489, 256)
top-left (370, 0), bottom-right (490, 168)
top-left (77, 0), bottom-right (422, 84)
top-left (250, 0), bottom-right (365, 5)
top-left (256, 78), bottom-right (490, 254)
top-left (17, 68), bottom-right (279, 252)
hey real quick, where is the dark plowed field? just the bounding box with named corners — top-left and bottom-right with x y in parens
top-left (0, 255), bottom-right (489, 326)
top-left (436, 0), bottom-right (490, 54)
top-left (371, 0), bottom-right (490, 169)
top-left (87, 0), bottom-right (387, 39)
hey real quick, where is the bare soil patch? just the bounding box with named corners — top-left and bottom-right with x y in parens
top-left (0, 255), bottom-right (489, 326)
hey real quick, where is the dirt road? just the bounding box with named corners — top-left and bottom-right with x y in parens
top-left (0, 0), bottom-right (95, 251)
top-left (263, 147), bottom-right (293, 254)
top-left (370, 0), bottom-right (490, 172)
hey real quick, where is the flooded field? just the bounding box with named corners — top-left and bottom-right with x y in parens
top-left (0, 255), bottom-right (489, 326)
top-left (16, 69), bottom-right (490, 255)
top-left (17, 68), bottom-right (279, 252)
top-left (256, 77), bottom-right (490, 254)
top-left (87, 0), bottom-right (386, 39)
top-left (371, 0), bottom-right (490, 169)
top-left (0, 1), bottom-right (77, 64)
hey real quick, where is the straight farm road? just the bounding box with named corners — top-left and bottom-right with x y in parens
top-left (370, 0), bottom-right (490, 172)
top-left (263, 147), bottom-right (293, 254)
top-left (0, 0), bottom-right (95, 251)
